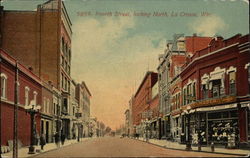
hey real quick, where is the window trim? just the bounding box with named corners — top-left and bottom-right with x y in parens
top-left (25, 86), bottom-right (30, 106)
top-left (1, 73), bottom-right (8, 99)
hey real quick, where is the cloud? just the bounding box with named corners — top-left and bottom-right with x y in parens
top-left (71, 16), bottom-right (165, 129)
top-left (188, 15), bottom-right (228, 36)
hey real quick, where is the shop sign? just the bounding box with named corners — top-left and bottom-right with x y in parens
top-left (194, 96), bottom-right (236, 108)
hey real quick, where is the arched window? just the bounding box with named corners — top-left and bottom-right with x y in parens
top-left (1, 73), bottom-right (8, 99)
top-left (33, 91), bottom-right (38, 105)
top-left (25, 86), bottom-right (30, 106)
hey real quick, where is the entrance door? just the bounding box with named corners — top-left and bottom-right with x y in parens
top-left (46, 121), bottom-right (49, 143)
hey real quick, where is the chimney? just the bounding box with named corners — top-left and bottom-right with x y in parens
top-left (193, 33), bottom-right (197, 37)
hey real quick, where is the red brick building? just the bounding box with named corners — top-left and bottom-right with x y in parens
top-left (180, 34), bottom-right (250, 147)
top-left (0, 0), bottom-right (73, 139)
top-left (132, 71), bottom-right (158, 135)
top-left (1, 48), bottom-right (42, 146)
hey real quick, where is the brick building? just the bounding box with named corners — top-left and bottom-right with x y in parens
top-left (132, 71), bottom-right (158, 136)
top-left (0, 48), bottom-right (42, 146)
top-left (75, 81), bottom-right (92, 138)
top-left (0, 0), bottom-right (73, 139)
top-left (180, 34), bottom-right (250, 148)
top-left (157, 34), bottom-right (213, 139)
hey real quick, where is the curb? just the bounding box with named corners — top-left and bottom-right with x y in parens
top-left (26, 138), bottom-right (91, 158)
top-left (132, 138), bottom-right (248, 157)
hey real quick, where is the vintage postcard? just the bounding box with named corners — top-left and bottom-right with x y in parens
top-left (0, 0), bottom-right (249, 157)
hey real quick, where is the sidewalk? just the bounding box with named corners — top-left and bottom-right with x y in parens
top-left (2, 138), bottom-right (90, 158)
top-left (134, 137), bottom-right (250, 156)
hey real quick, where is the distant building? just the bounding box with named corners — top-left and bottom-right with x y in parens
top-left (132, 71), bottom-right (158, 136)
top-left (76, 81), bottom-right (91, 137)
top-left (124, 109), bottom-right (130, 136)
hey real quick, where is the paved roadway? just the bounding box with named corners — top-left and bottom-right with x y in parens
top-left (33, 137), bottom-right (235, 157)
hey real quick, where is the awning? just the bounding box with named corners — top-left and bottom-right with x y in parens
top-left (196, 103), bottom-right (237, 112)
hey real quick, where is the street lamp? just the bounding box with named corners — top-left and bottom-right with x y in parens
top-left (24, 100), bottom-right (41, 154)
top-left (185, 105), bottom-right (192, 151)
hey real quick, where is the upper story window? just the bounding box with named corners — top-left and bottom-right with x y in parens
top-left (43, 97), bottom-right (46, 113)
top-left (33, 91), bottom-right (38, 105)
top-left (248, 66), bottom-right (250, 93)
top-left (47, 98), bottom-right (50, 113)
top-left (0, 73), bottom-right (7, 99)
top-left (209, 67), bottom-right (226, 97)
top-left (25, 86), bottom-right (30, 106)
top-left (228, 71), bottom-right (236, 95)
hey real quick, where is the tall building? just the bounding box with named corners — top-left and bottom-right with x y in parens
top-left (0, 0), bottom-right (73, 139)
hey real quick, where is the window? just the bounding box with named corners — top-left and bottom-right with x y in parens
top-left (192, 83), bottom-right (196, 101)
top-left (47, 99), bottom-right (50, 113)
top-left (54, 103), bottom-right (56, 115)
top-left (43, 97), bottom-right (46, 113)
top-left (64, 77), bottom-right (67, 90)
top-left (248, 66), bottom-right (250, 93)
top-left (33, 91), bottom-right (38, 105)
top-left (183, 88), bottom-right (186, 105)
top-left (229, 71), bottom-right (236, 94)
top-left (202, 85), bottom-right (208, 99)
top-left (211, 80), bottom-right (221, 97)
top-left (68, 81), bottom-right (70, 92)
top-left (61, 73), bottom-right (64, 88)
top-left (25, 87), bottom-right (30, 106)
top-left (0, 73), bottom-right (7, 98)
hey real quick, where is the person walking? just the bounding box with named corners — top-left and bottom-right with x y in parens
top-left (40, 134), bottom-right (46, 150)
top-left (54, 132), bottom-right (60, 148)
top-left (61, 133), bottom-right (66, 145)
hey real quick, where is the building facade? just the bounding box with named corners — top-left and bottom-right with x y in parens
top-left (132, 71), bottom-right (158, 136)
top-left (0, 0), bottom-right (74, 140)
top-left (157, 34), bottom-right (212, 139)
top-left (179, 34), bottom-right (250, 147)
top-left (1, 49), bottom-right (42, 146)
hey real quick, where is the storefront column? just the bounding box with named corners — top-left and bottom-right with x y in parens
top-left (238, 104), bottom-right (248, 145)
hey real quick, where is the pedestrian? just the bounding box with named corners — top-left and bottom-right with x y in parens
top-left (61, 133), bottom-right (66, 145)
top-left (40, 134), bottom-right (46, 150)
top-left (54, 132), bottom-right (60, 148)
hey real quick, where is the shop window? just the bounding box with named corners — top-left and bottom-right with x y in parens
top-left (230, 110), bottom-right (238, 118)
top-left (208, 112), bottom-right (221, 119)
top-left (221, 111), bottom-right (229, 118)
top-left (0, 73), bottom-right (7, 99)
top-left (25, 86), bottom-right (30, 106)
top-left (229, 71), bottom-right (236, 95)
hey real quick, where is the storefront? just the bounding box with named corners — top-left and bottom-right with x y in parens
top-left (207, 109), bottom-right (239, 147)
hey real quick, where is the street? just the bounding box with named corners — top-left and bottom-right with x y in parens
top-left (32, 137), bottom-right (235, 157)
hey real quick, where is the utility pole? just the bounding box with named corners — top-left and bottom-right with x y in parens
top-left (13, 62), bottom-right (19, 158)
top-left (0, 53), bottom-right (2, 158)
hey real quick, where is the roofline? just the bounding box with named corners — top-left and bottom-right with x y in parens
top-left (79, 81), bottom-right (92, 97)
top-left (134, 71), bottom-right (157, 98)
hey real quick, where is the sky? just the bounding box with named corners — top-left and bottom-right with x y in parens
top-left (2, 0), bottom-right (249, 130)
